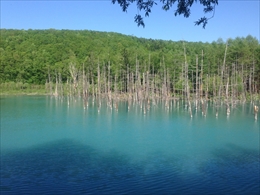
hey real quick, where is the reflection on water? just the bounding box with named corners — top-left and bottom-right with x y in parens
top-left (1, 96), bottom-right (259, 194)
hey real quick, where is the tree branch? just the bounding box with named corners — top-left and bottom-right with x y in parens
top-left (112, 0), bottom-right (218, 28)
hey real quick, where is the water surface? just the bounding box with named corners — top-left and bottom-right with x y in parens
top-left (1, 96), bottom-right (259, 194)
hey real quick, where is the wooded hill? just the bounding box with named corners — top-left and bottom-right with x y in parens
top-left (1, 29), bottom-right (259, 103)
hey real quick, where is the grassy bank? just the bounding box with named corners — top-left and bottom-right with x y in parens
top-left (0, 82), bottom-right (47, 95)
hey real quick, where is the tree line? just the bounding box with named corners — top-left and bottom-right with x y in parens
top-left (1, 29), bottom-right (259, 108)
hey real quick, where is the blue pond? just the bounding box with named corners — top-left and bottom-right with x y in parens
top-left (1, 96), bottom-right (259, 194)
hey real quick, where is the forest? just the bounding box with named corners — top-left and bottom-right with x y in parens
top-left (1, 29), bottom-right (259, 116)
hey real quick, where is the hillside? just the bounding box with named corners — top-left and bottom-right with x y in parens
top-left (0, 29), bottom-right (259, 100)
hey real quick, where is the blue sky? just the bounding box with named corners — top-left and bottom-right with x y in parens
top-left (1, 0), bottom-right (259, 43)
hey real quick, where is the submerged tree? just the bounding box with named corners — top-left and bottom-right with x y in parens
top-left (0, 29), bottom-right (259, 109)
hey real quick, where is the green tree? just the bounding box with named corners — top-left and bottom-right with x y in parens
top-left (112, 0), bottom-right (218, 28)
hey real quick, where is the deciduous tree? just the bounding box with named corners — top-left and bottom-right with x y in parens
top-left (112, 0), bottom-right (218, 28)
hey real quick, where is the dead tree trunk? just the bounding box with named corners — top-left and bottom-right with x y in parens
top-left (183, 43), bottom-right (192, 118)
top-left (97, 59), bottom-right (101, 109)
top-left (58, 72), bottom-right (63, 97)
top-left (200, 50), bottom-right (206, 116)
top-left (53, 70), bottom-right (58, 97)
top-left (226, 77), bottom-right (230, 116)
top-left (69, 62), bottom-right (79, 97)
top-left (249, 68), bottom-right (253, 103)
top-left (48, 66), bottom-right (52, 95)
top-left (254, 105), bottom-right (259, 120)
top-left (216, 43), bottom-right (228, 117)
top-left (108, 61), bottom-right (112, 108)
top-left (195, 55), bottom-right (199, 110)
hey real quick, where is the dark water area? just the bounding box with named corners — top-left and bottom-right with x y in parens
top-left (1, 96), bottom-right (259, 194)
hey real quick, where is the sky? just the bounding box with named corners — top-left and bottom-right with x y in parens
top-left (1, 0), bottom-right (259, 43)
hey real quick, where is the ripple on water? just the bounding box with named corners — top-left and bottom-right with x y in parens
top-left (1, 138), bottom-right (260, 195)
top-left (1, 97), bottom-right (259, 195)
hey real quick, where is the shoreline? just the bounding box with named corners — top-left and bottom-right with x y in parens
top-left (0, 91), bottom-right (47, 96)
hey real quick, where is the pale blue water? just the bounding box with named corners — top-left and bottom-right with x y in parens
top-left (1, 96), bottom-right (259, 194)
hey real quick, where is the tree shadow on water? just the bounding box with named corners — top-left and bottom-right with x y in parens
top-left (1, 139), bottom-right (183, 194)
top-left (198, 143), bottom-right (260, 195)
top-left (1, 139), bottom-right (137, 194)
top-left (1, 140), bottom-right (259, 195)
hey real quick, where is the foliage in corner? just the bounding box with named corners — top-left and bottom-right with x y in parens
top-left (112, 0), bottom-right (218, 28)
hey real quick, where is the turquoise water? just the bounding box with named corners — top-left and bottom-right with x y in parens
top-left (1, 96), bottom-right (259, 194)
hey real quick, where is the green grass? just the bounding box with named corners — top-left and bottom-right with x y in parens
top-left (0, 82), bottom-right (47, 95)
top-left (0, 89), bottom-right (47, 95)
